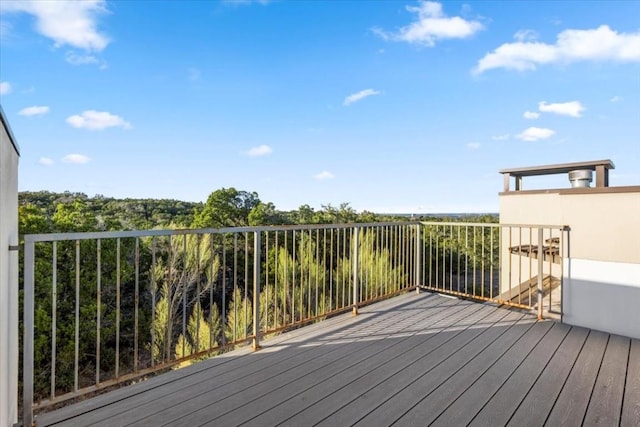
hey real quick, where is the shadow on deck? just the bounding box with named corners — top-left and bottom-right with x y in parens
top-left (36, 292), bottom-right (640, 427)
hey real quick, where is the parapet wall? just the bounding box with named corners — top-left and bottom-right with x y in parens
top-left (500, 186), bottom-right (640, 339)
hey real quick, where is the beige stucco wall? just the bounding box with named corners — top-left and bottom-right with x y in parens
top-left (500, 190), bottom-right (640, 264)
top-left (0, 113), bottom-right (19, 427)
top-left (499, 188), bottom-right (640, 338)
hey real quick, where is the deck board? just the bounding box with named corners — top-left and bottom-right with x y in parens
top-left (545, 329), bottom-right (609, 426)
top-left (428, 321), bottom-right (569, 426)
top-left (236, 298), bottom-right (487, 426)
top-left (397, 320), bottom-right (555, 426)
top-left (291, 304), bottom-right (515, 426)
top-left (138, 295), bottom-right (469, 427)
top-left (34, 292), bottom-right (640, 427)
top-left (583, 334), bottom-right (630, 426)
top-left (349, 310), bottom-right (533, 427)
top-left (467, 322), bottom-right (571, 427)
top-left (169, 298), bottom-right (479, 426)
top-left (622, 339), bottom-right (640, 427)
top-left (505, 326), bottom-right (589, 426)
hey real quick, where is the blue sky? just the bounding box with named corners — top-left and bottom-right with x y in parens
top-left (1, 0), bottom-right (638, 213)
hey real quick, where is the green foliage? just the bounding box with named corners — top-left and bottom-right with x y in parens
top-left (174, 301), bottom-right (220, 366)
top-left (192, 188), bottom-right (260, 228)
top-left (20, 191), bottom-right (200, 230)
top-left (248, 202), bottom-right (284, 226)
top-left (18, 204), bottom-right (51, 235)
top-left (151, 233), bottom-right (220, 363)
top-left (52, 200), bottom-right (99, 232)
top-left (334, 229), bottom-right (407, 303)
top-left (224, 287), bottom-right (253, 343)
top-left (152, 283), bottom-right (171, 363)
top-left (288, 203), bottom-right (364, 225)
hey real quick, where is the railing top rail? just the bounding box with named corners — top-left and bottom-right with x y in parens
top-left (420, 221), bottom-right (569, 230)
top-left (23, 221), bottom-right (422, 243)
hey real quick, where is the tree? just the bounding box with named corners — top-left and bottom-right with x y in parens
top-left (192, 188), bottom-right (260, 228)
top-left (224, 287), bottom-right (253, 343)
top-left (173, 301), bottom-right (221, 367)
top-left (151, 233), bottom-right (220, 363)
top-left (18, 204), bottom-right (51, 235)
top-left (248, 202), bottom-right (283, 226)
top-left (318, 203), bottom-right (358, 224)
top-left (51, 200), bottom-right (98, 232)
top-left (294, 204), bottom-right (316, 224)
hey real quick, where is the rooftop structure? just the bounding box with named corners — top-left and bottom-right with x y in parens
top-left (499, 159), bottom-right (640, 340)
top-left (500, 159), bottom-right (615, 192)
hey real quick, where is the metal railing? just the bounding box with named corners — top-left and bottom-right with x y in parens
top-left (21, 221), bottom-right (568, 425)
top-left (419, 222), bottom-right (569, 317)
top-left (21, 222), bottom-right (420, 425)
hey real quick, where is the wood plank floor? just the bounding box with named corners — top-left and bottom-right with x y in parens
top-left (37, 292), bottom-right (640, 427)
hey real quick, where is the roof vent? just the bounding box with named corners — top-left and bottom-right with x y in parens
top-left (568, 169), bottom-right (592, 188)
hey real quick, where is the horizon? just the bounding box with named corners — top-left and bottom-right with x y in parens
top-left (1, 1), bottom-right (639, 213)
top-left (18, 188), bottom-right (499, 217)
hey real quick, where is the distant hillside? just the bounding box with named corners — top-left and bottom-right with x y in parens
top-left (19, 190), bottom-right (498, 234)
top-left (19, 191), bottom-right (203, 230)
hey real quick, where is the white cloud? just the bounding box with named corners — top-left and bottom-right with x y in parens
top-left (344, 89), bottom-right (380, 106)
top-left (610, 96), bottom-right (623, 102)
top-left (516, 127), bottom-right (555, 142)
top-left (245, 144), bottom-right (272, 157)
top-left (538, 101), bottom-right (585, 117)
top-left (474, 25), bottom-right (640, 73)
top-left (467, 142), bottom-right (481, 149)
top-left (64, 51), bottom-right (106, 68)
top-left (38, 157), bottom-right (54, 166)
top-left (0, 81), bottom-right (11, 95)
top-left (523, 111), bottom-right (540, 119)
top-left (491, 134), bottom-right (510, 141)
top-left (2, 0), bottom-right (110, 51)
top-left (66, 110), bottom-right (131, 130)
top-left (62, 154), bottom-right (91, 164)
top-left (373, 1), bottom-right (484, 46)
top-left (19, 105), bottom-right (50, 116)
top-left (514, 29), bottom-right (539, 42)
top-left (314, 170), bottom-right (335, 180)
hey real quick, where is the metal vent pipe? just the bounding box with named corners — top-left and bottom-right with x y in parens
top-left (568, 169), bottom-right (593, 188)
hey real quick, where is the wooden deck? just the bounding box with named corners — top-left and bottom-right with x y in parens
top-left (37, 292), bottom-right (640, 427)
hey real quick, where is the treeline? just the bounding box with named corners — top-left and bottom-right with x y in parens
top-left (19, 188), bottom-right (497, 234)
top-left (19, 191), bottom-right (201, 231)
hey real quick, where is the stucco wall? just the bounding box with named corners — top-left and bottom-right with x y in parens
top-left (0, 111), bottom-right (19, 427)
top-left (563, 258), bottom-right (640, 339)
top-left (500, 190), bottom-right (640, 263)
top-left (500, 188), bottom-right (640, 338)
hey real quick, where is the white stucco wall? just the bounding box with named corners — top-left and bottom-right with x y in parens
top-left (1, 110), bottom-right (19, 427)
top-left (563, 258), bottom-right (640, 339)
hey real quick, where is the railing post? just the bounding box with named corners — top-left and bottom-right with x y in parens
top-left (415, 224), bottom-right (421, 294)
top-left (352, 226), bottom-right (359, 315)
top-left (23, 238), bottom-right (34, 427)
top-left (252, 231), bottom-right (261, 350)
top-left (560, 225), bottom-right (570, 323)
top-left (537, 228), bottom-right (544, 320)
